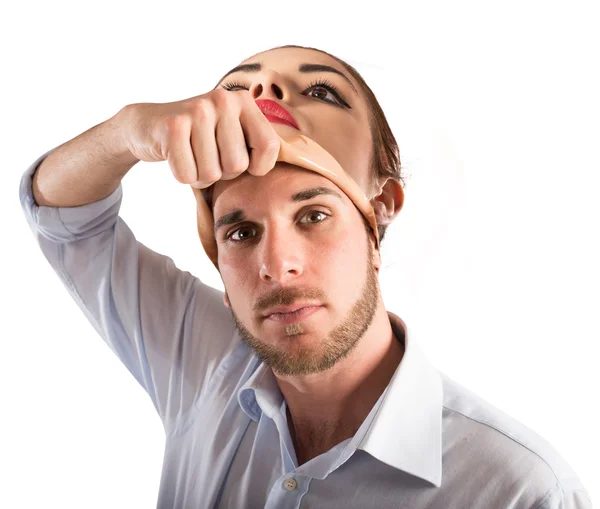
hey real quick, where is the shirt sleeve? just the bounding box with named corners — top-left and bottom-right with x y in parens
top-left (532, 482), bottom-right (594, 509)
top-left (19, 149), bottom-right (242, 433)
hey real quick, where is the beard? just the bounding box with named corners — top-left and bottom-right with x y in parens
top-left (224, 233), bottom-right (380, 377)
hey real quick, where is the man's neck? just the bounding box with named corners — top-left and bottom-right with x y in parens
top-left (283, 323), bottom-right (405, 463)
top-left (286, 404), bottom-right (360, 465)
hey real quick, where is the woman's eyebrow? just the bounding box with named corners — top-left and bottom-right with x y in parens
top-left (214, 62), bottom-right (358, 96)
top-left (214, 186), bottom-right (344, 234)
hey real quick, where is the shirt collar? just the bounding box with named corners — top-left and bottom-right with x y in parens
top-left (237, 311), bottom-right (443, 487)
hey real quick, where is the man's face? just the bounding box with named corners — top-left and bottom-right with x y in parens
top-left (210, 47), bottom-right (382, 377)
top-left (212, 167), bottom-right (381, 377)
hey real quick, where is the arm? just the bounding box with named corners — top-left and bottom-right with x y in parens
top-left (20, 112), bottom-right (242, 433)
top-left (32, 108), bottom-right (138, 207)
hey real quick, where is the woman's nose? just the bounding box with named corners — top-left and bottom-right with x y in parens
top-left (250, 73), bottom-right (285, 101)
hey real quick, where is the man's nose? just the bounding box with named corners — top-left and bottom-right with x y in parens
top-left (258, 229), bottom-right (306, 284)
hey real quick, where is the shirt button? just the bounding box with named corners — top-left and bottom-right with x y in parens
top-left (284, 478), bottom-right (298, 490)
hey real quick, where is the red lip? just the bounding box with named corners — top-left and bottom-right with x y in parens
top-left (255, 100), bottom-right (300, 130)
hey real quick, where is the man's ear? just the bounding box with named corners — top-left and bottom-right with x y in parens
top-left (223, 292), bottom-right (231, 309)
top-left (371, 177), bottom-right (404, 228)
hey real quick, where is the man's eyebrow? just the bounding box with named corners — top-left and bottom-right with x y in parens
top-left (214, 62), bottom-right (359, 96)
top-left (214, 186), bottom-right (344, 234)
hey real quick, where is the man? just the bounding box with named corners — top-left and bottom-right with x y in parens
top-left (20, 45), bottom-right (592, 507)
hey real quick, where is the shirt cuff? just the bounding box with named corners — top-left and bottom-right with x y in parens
top-left (19, 149), bottom-right (124, 242)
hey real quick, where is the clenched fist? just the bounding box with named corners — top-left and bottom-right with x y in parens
top-left (120, 88), bottom-right (281, 189)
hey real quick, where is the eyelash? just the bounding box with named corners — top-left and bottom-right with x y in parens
top-left (225, 209), bottom-right (331, 244)
top-left (221, 79), bottom-right (348, 107)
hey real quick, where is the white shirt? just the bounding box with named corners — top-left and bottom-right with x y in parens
top-left (20, 149), bottom-right (592, 508)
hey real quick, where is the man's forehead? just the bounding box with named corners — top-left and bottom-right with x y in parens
top-left (212, 164), bottom-right (339, 207)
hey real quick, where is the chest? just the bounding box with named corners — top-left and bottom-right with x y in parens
top-left (288, 415), bottom-right (357, 465)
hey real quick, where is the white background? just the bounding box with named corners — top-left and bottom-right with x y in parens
top-left (2, 0), bottom-right (598, 506)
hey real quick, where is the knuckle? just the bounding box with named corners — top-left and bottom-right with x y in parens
top-left (258, 136), bottom-right (280, 154)
top-left (173, 172), bottom-right (189, 185)
top-left (199, 167), bottom-right (222, 183)
top-left (167, 163), bottom-right (188, 184)
top-left (163, 114), bottom-right (187, 137)
top-left (211, 87), bottom-right (233, 106)
top-left (189, 98), bottom-right (213, 120)
top-left (228, 154), bottom-right (250, 174)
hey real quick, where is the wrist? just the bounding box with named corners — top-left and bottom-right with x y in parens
top-left (105, 106), bottom-right (140, 170)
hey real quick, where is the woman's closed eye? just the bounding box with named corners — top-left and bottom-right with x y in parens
top-left (225, 209), bottom-right (331, 244)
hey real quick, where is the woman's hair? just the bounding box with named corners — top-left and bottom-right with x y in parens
top-left (269, 45), bottom-right (405, 245)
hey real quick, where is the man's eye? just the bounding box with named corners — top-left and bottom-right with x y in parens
top-left (226, 210), bottom-right (330, 244)
top-left (302, 210), bottom-right (329, 224)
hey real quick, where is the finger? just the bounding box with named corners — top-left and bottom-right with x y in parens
top-left (189, 104), bottom-right (222, 187)
top-left (239, 97), bottom-right (281, 177)
top-left (215, 106), bottom-right (250, 180)
top-left (166, 117), bottom-right (198, 184)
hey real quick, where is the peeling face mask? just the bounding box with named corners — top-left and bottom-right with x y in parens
top-left (189, 134), bottom-right (402, 271)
